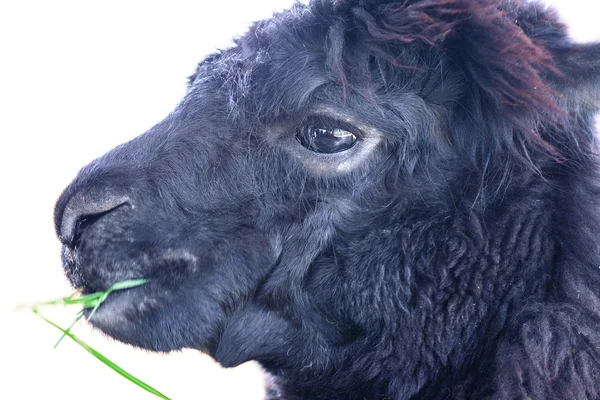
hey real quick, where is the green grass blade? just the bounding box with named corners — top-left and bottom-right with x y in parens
top-left (107, 279), bottom-right (150, 291)
top-left (53, 310), bottom-right (83, 349)
top-left (33, 309), bottom-right (171, 400)
top-left (16, 294), bottom-right (101, 309)
top-left (86, 292), bottom-right (109, 322)
top-left (18, 279), bottom-right (151, 311)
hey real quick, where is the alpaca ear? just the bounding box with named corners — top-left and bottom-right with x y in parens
top-left (553, 42), bottom-right (600, 110)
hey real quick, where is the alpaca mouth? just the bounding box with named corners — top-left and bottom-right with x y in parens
top-left (69, 252), bottom-right (215, 353)
top-left (81, 282), bottom-right (154, 324)
top-left (61, 241), bottom-right (200, 295)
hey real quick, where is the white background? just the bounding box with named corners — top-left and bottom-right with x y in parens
top-left (1, 1), bottom-right (598, 399)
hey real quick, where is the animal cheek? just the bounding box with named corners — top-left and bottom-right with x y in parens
top-left (214, 305), bottom-right (295, 368)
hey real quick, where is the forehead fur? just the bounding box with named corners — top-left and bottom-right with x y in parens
top-left (189, 0), bottom-right (569, 152)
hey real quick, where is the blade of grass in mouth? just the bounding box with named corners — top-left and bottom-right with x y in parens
top-left (52, 278), bottom-right (150, 347)
top-left (20, 279), bottom-right (171, 400)
top-left (32, 308), bottom-right (171, 400)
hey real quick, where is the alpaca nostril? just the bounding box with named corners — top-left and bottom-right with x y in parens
top-left (58, 194), bottom-right (130, 246)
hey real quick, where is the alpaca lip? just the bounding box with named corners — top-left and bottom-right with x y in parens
top-left (60, 245), bottom-right (85, 289)
top-left (62, 241), bottom-right (198, 294)
top-left (82, 288), bottom-right (139, 325)
top-left (60, 244), bottom-right (104, 293)
top-left (81, 272), bottom-right (157, 295)
top-left (82, 279), bottom-right (154, 318)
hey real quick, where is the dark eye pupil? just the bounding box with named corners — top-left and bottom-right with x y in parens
top-left (296, 126), bottom-right (357, 154)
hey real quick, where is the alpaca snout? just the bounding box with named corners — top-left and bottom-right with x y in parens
top-left (55, 187), bottom-right (130, 247)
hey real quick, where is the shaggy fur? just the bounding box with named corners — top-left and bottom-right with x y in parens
top-left (54, 0), bottom-right (600, 398)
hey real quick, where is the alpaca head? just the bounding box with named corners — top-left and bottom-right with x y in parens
top-left (54, 0), bottom-right (599, 396)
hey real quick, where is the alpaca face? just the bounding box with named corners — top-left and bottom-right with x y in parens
top-left (53, 2), bottom-right (457, 357)
top-left (54, 0), bottom-right (600, 397)
top-left (51, 49), bottom-right (430, 356)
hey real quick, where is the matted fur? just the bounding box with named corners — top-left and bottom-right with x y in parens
top-left (54, 0), bottom-right (600, 399)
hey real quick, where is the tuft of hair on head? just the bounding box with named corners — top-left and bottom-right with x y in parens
top-left (323, 0), bottom-right (599, 167)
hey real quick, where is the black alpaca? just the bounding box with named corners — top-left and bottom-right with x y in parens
top-left (54, 0), bottom-right (600, 398)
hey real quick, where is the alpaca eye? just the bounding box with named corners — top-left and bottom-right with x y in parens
top-left (296, 123), bottom-right (357, 154)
